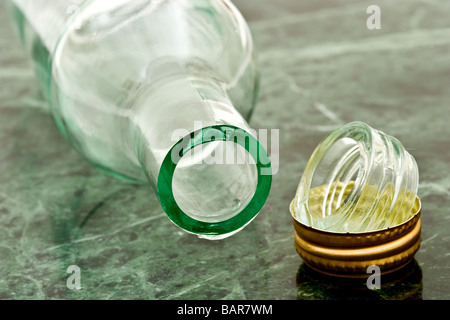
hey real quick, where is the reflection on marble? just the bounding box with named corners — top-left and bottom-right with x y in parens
top-left (296, 260), bottom-right (423, 300)
top-left (0, 0), bottom-right (450, 299)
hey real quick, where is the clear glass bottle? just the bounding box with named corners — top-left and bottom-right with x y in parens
top-left (7, 0), bottom-right (272, 239)
top-left (293, 121), bottom-right (419, 233)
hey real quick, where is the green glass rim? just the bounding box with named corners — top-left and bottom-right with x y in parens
top-left (157, 125), bottom-right (272, 236)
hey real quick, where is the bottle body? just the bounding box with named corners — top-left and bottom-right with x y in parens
top-left (9, 0), bottom-right (272, 239)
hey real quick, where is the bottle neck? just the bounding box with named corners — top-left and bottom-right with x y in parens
top-left (129, 64), bottom-right (272, 239)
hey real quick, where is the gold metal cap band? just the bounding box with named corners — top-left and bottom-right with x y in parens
top-left (291, 197), bottom-right (422, 278)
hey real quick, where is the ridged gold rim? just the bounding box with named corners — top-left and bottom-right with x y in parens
top-left (291, 197), bottom-right (422, 278)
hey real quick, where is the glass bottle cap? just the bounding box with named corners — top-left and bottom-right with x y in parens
top-left (291, 122), bottom-right (422, 278)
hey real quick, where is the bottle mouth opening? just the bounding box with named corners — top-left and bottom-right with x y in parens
top-left (157, 125), bottom-right (272, 239)
top-left (173, 141), bottom-right (258, 223)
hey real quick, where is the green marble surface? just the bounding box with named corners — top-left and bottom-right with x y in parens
top-left (0, 0), bottom-right (449, 300)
